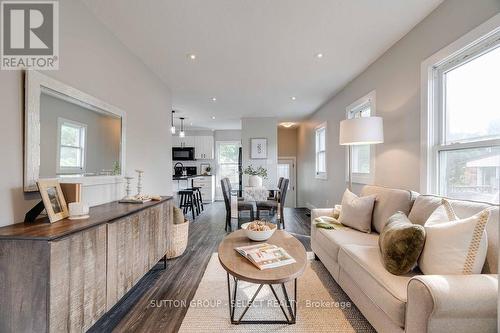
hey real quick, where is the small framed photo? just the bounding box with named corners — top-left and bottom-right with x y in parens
top-left (200, 163), bottom-right (211, 175)
top-left (37, 179), bottom-right (69, 223)
top-left (250, 138), bottom-right (267, 159)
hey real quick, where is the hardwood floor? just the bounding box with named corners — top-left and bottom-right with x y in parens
top-left (89, 202), bottom-right (311, 333)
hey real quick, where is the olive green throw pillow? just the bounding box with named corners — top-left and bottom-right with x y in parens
top-left (378, 212), bottom-right (425, 275)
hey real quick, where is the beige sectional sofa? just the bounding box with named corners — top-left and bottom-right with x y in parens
top-left (311, 185), bottom-right (498, 333)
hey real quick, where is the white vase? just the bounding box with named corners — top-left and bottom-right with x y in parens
top-left (248, 175), bottom-right (263, 187)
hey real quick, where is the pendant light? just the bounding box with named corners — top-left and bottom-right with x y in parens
top-left (179, 117), bottom-right (185, 138)
top-left (170, 110), bottom-right (176, 134)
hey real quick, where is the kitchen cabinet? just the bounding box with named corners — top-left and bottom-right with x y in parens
top-left (194, 136), bottom-right (214, 159)
top-left (172, 136), bottom-right (195, 148)
top-left (192, 176), bottom-right (215, 203)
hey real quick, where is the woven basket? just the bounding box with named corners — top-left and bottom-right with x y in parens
top-left (165, 218), bottom-right (189, 259)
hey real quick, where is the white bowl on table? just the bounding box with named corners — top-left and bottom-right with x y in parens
top-left (241, 222), bottom-right (277, 241)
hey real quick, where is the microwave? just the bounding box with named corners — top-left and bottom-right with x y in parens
top-left (172, 147), bottom-right (195, 161)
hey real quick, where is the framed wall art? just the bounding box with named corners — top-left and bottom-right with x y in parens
top-left (250, 138), bottom-right (267, 159)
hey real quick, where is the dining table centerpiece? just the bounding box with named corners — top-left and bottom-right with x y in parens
top-left (244, 165), bottom-right (268, 187)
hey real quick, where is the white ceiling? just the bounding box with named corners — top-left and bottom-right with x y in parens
top-left (82, 0), bottom-right (443, 130)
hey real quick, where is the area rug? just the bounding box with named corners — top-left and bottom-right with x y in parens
top-left (178, 253), bottom-right (374, 332)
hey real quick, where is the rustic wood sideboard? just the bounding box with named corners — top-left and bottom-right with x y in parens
top-left (0, 197), bottom-right (174, 333)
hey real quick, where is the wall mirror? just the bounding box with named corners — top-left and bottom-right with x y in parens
top-left (24, 71), bottom-right (126, 192)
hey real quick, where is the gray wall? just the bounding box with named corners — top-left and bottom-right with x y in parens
top-left (297, 0), bottom-right (500, 208)
top-left (0, 0), bottom-right (173, 226)
top-left (241, 117), bottom-right (278, 187)
top-left (39, 93), bottom-right (121, 177)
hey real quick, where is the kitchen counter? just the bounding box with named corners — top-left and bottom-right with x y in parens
top-left (173, 174), bottom-right (213, 180)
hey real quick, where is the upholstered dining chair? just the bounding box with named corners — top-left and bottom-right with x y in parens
top-left (221, 178), bottom-right (254, 231)
top-left (256, 178), bottom-right (289, 228)
top-left (268, 177), bottom-right (284, 201)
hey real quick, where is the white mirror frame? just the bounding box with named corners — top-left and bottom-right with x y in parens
top-left (24, 70), bottom-right (126, 192)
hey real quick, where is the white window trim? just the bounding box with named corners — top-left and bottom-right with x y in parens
top-left (345, 90), bottom-right (376, 185)
top-left (56, 117), bottom-right (87, 174)
top-left (315, 122), bottom-right (327, 180)
top-left (420, 13), bottom-right (500, 195)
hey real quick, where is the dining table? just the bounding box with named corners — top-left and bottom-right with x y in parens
top-left (231, 186), bottom-right (282, 227)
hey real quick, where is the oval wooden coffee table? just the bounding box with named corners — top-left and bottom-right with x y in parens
top-left (218, 229), bottom-right (307, 325)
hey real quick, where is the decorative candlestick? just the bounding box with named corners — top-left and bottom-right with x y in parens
top-left (135, 169), bottom-right (144, 196)
top-left (124, 176), bottom-right (134, 199)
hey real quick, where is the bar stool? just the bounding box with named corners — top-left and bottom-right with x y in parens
top-left (185, 187), bottom-right (203, 215)
top-left (191, 187), bottom-right (204, 212)
top-left (178, 189), bottom-right (196, 220)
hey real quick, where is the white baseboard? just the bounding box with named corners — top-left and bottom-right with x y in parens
top-left (305, 202), bottom-right (317, 210)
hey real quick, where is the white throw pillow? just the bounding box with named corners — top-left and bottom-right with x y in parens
top-left (418, 201), bottom-right (491, 275)
top-left (338, 189), bottom-right (375, 233)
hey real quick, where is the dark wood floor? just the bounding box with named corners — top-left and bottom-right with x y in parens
top-left (89, 202), bottom-right (311, 333)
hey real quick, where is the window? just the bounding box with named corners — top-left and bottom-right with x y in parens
top-left (346, 90), bottom-right (376, 184)
top-left (57, 118), bottom-right (86, 174)
top-left (424, 30), bottom-right (500, 203)
top-left (216, 141), bottom-right (241, 199)
top-left (315, 123), bottom-right (327, 179)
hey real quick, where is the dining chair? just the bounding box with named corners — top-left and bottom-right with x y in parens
top-left (221, 178), bottom-right (254, 231)
top-left (256, 178), bottom-right (289, 228)
top-left (268, 177), bottom-right (284, 200)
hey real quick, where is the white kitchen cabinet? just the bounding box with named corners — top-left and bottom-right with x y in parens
top-left (172, 136), bottom-right (195, 148)
top-left (194, 136), bottom-right (214, 159)
top-left (192, 176), bottom-right (215, 203)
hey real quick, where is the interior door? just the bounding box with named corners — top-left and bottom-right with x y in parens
top-left (278, 158), bottom-right (296, 207)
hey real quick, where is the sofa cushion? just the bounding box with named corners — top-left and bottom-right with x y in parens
top-left (314, 227), bottom-right (378, 262)
top-left (409, 195), bottom-right (498, 274)
top-left (379, 212), bottom-right (425, 275)
top-left (338, 245), bottom-right (417, 328)
top-left (360, 185), bottom-right (416, 234)
top-left (338, 189), bottom-right (375, 233)
top-left (419, 207), bottom-right (491, 275)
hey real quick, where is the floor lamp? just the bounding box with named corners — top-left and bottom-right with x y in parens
top-left (339, 116), bottom-right (384, 190)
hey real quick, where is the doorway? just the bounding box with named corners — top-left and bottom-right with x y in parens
top-left (278, 157), bottom-right (296, 208)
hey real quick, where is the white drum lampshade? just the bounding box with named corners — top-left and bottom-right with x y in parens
top-left (339, 116), bottom-right (384, 145)
top-left (339, 116), bottom-right (384, 190)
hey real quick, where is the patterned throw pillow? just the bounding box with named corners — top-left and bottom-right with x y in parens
top-left (418, 199), bottom-right (491, 275)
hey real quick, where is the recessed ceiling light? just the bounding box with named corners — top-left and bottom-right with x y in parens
top-left (281, 122), bottom-right (296, 128)
top-left (211, 116), bottom-right (216, 120)
top-left (187, 53), bottom-right (196, 60)
top-left (290, 96), bottom-right (297, 101)
top-left (190, 122), bottom-right (193, 126)
top-left (211, 97), bottom-right (217, 102)
top-left (315, 52), bottom-right (324, 59)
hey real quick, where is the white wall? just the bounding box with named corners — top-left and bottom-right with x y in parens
top-left (0, 0), bottom-right (173, 226)
top-left (297, 0), bottom-right (500, 208)
top-left (241, 117), bottom-right (278, 187)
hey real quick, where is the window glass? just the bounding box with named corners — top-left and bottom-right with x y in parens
top-left (439, 146), bottom-right (499, 203)
top-left (444, 46), bottom-right (500, 143)
top-left (58, 120), bottom-right (85, 171)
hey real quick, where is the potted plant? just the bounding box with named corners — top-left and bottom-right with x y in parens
top-left (243, 165), bottom-right (268, 187)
